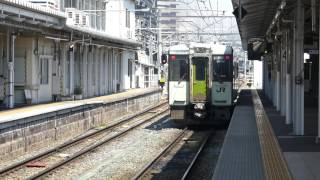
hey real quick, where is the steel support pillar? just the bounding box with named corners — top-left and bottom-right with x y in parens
top-left (293, 0), bottom-right (304, 135)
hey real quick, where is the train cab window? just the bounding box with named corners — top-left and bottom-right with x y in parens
top-left (169, 55), bottom-right (189, 81)
top-left (213, 55), bottom-right (232, 81)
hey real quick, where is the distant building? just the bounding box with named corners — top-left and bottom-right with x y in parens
top-left (135, 0), bottom-right (160, 88)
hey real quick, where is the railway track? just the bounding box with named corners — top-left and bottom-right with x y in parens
top-left (132, 128), bottom-right (212, 180)
top-left (0, 101), bottom-right (169, 180)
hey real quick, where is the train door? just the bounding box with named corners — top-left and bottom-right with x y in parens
top-left (191, 57), bottom-right (208, 102)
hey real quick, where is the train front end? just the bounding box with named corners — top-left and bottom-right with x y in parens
top-left (168, 45), bottom-right (190, 122)
top-left (210, 46), bottom-right (235, 121)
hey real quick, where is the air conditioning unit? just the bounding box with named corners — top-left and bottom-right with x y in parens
top-left (82, 14), bottom-right (89, 26)
top-left (75, 13), bottom-right (80, 25)
top-left (66, 8), bottom-right (91, 28)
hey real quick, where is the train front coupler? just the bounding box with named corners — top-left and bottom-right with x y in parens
top-left (193, 103), bottom-right (207, 119)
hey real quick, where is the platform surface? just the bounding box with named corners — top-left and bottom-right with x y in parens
top-left (213, 91), bottom-right (265, 180)
top-left (258, 90), bottom-right (320, 180)
top-left (213, 89), bottom-right (292, 180)
top-left (0, 88), bottom-right (160, 123)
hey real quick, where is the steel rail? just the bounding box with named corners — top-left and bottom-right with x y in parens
top-left (180, 133), bottom-right (211, 180)
top-left (131, 127), bottom-right (188, 180)
top-left (0, 101), bottom-right (168, 176)
top-left (27, 106), bottom-right (169, 180)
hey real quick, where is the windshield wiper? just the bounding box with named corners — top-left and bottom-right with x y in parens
top-left (178, 73), bottom-right (187, 84)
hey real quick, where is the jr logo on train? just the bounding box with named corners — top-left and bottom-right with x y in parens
top-left (168, 43), bottom-right (239, 125)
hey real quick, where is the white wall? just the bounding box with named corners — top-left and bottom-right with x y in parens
top-left (254, 60), bottom-right (263, 89)
top-left (121, 50), bottom-right (135, 90)
top-left (105, 0), bottom-right (135, 39)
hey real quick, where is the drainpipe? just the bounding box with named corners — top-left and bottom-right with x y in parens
top-left (8, 31), bottom-right (16, 108)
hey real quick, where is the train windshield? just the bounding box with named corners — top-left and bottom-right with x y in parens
top-left (169, 55), bottom-right (189, 81)
top-left (213, 55), bottom-right (233, 81)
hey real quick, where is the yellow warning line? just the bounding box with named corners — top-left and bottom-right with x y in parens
top-left (251, 89), bottom-right (292, 180)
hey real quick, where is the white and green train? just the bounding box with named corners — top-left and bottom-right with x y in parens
top-left (168, 43), bottom-right (239, 124)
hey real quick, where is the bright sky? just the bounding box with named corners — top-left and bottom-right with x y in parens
top-left (172, 0), bottom-right (240, 44)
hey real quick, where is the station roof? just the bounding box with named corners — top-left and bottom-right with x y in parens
top-left (231, 0), bottom-right (283, 50)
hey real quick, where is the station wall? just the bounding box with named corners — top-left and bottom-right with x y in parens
top-left (0, 35), bottom-right (137, 107)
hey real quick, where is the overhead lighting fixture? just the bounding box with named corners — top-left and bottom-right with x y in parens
top-left (52, 25), bottom-right (64, 30)
top-left (40, 23), bottom-right (53, 28)
top-left (45, 36), bottom-right (69, 41)
top-left (9, 16), bottom-right (26, 22)
top-left (26, 19), bottom-right (40, 25)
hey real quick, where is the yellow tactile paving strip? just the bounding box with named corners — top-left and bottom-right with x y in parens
top-left (0, 88), bottom-right (160, 122)
top-left (251, 89), bottom-right (292, 180)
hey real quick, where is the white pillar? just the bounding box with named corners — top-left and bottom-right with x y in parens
top-left (82, 45), bottom-right (88, 98)
top-left (8, 31), bottom-right (15, 108)
top-left (104, 49), bottom-right (108, 95)
top-left (100, 49), bottom-right (104, 95)
top-left (285, 31), bottom-right (292, 124)
top-left (293, 0), bottom-right (304, 135)
top-left (113, 49), bottom-right (117, 92)
top-left (281, 40), bottom-right (286, 116)
top-left (286, 74), bottom-right (291, 124)
top-left (318, 0), bottom-right (320, 140)
top-left (69, 47), bottom-right (74, 95)
top-left (276, 71), bottom-right (281, 111)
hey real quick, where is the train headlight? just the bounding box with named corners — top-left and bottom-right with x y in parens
top-left (194, 103), bottom-right (206, 110)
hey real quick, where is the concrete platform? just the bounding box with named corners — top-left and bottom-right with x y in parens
top-left (0, 88), bottom-right (162, 159)
top-left (0, 88), bottom-right (160, 123)
top-left (258, 91), bottom-right (320, 180)
top-left (213, 89), bottom-right (291, 180)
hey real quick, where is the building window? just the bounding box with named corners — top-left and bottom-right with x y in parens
top-left (40, 58), bottom-right (49, 84)
top-left (126, 9), bottom-right (130, 28)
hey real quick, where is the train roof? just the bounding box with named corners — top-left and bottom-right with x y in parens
top-left (169, 43), bottom-right (233, 55)
top-left (169, 44), bottom-right (189, 55)
top-left (211, 44), bottom-right (233, 55)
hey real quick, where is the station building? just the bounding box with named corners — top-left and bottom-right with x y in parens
top-left (0, 0), bottom-right (158, 108)
top-left (231, 0), bottom-right (320, 137)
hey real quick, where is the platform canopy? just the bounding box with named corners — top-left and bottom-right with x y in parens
top-left (231, 0), bottom-right (283, 51)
